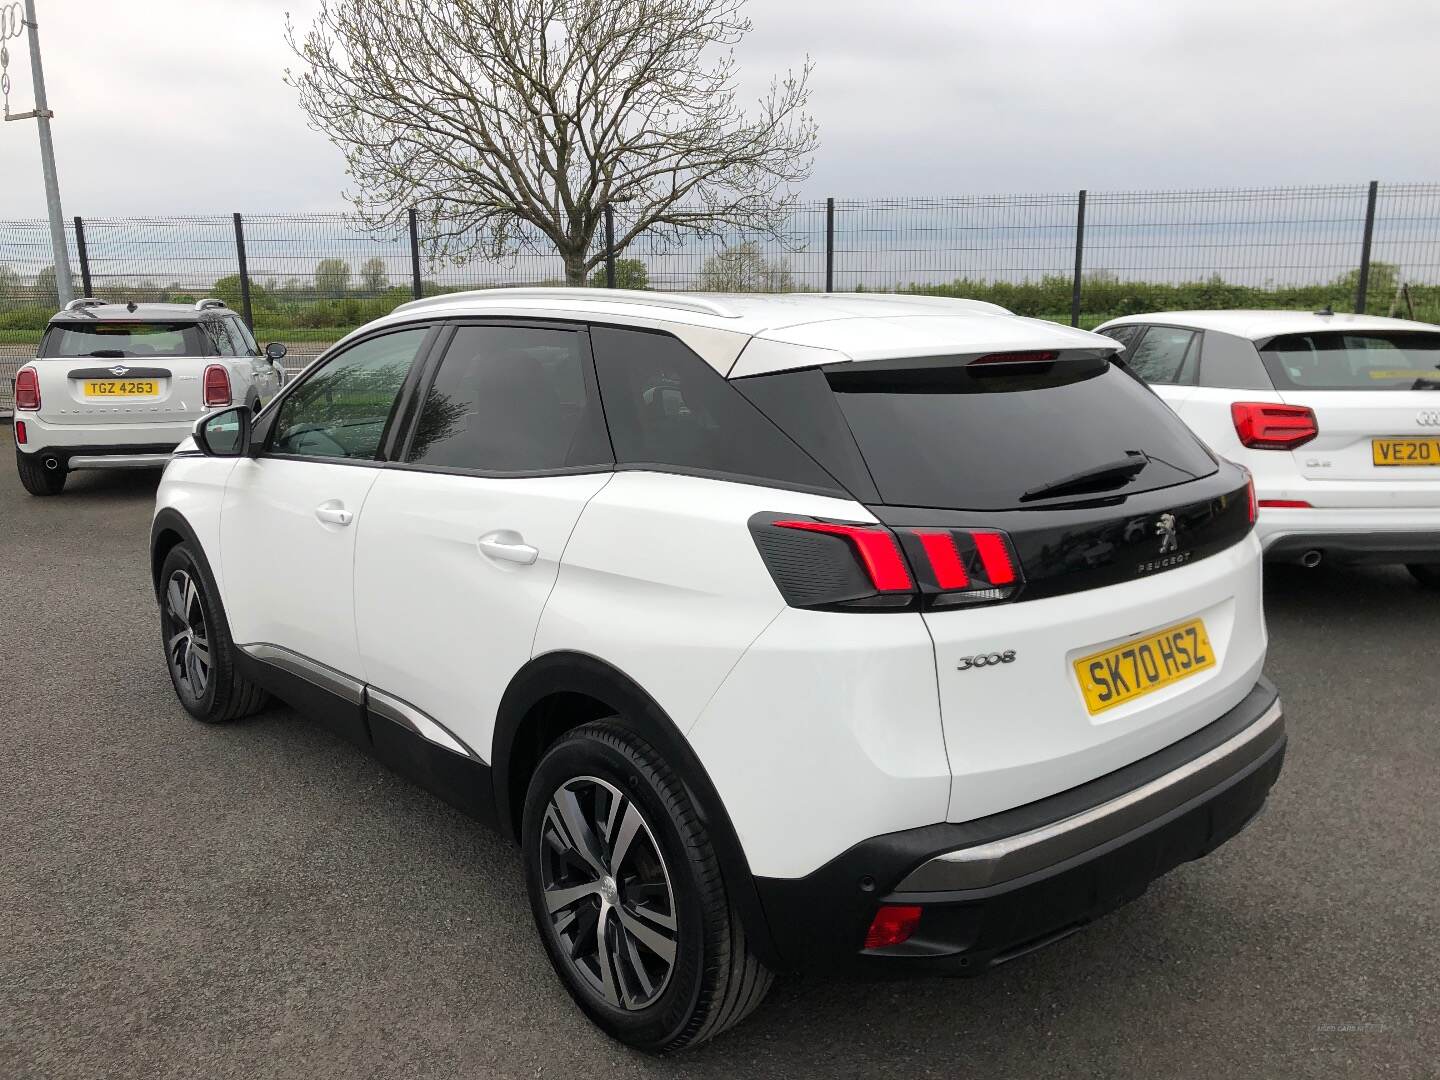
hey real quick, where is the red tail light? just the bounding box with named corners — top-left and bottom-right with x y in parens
top-left (203, 364), bottom-right (232, 407)
top-left (15, 367), bottom-right (40, 411)
top-left (864, 905), bottom-right (923, 950)
top-left (1247, 474), bottom-right (1257, 523)
top-left (1231, 402), bottom-right (1317, 450)
top-left (772, 520), bottom-right (913, 592)
top-left (1259, 499), bottom-right (1312, 509)
top-left (751, 514), bottom-right (1023, 611)
top-left (14, 420), bottom-right (27, 445)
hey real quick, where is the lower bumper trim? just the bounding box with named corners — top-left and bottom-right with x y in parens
top-left (67, 453), bottom-right (174, 470)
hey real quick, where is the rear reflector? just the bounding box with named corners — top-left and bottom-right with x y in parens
top-left (1259, 499), bottom-right (1312, 508)
top-left (751, 514), bottom-right (1023, 611)
top-left (15, 367), bottom-right (40, 411)
top-left (14, 420), bottom-right (27, 445)
top-left (864, 905), bottom-right (923, 950)
top-left (203, 364), bottom-right (232, 407)
top-left (1231, 402), bottom-right (1317, 450)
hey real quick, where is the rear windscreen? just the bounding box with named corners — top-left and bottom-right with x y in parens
top-left (824, 358), bottom-right (1217, 510)
top-left (39, 322), bottom-right (206, 359)
top-left (1258, 331), bottom-right (1440, 390)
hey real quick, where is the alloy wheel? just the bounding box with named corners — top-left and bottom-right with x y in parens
top-left (164, 569), bottom-right (211, 699)
top-left (539, 775), bottom-right (678, 1011)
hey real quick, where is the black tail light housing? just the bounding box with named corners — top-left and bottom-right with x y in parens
top-left (749, 513), bottom-right (1023, 611)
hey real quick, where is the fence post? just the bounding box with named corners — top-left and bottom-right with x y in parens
top-left (408, 208), bottom-right (422, 299)
top-left (73, 216), bottom-right (93, 297)
top-left (604, 203), bottom-right (617, 288)
top-left (1070, 189), bottom-right (1087, 328)
top-left (825, 198), bottom-right (835, 293)
top-left (1355, 180), bottom-right (1379, 314)
top-left (232, 212), bottom-right (253, 330)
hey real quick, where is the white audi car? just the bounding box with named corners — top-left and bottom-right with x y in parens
top-left (1096, 310), bottom-right (1440, 586)
top-left (152, 289), bottom-right (1284, 1050)
top-left (11, 298), bottom-right (287, 495)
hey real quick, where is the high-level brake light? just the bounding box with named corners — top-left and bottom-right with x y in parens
top-left (968, 350), bottom-right (1058, 366)
top-left (1231, 402), bottom-right (1317, 450)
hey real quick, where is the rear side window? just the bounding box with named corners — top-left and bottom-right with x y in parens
top-left (406, 325), bottom-right (612, 472)
top-left (825, 358), bottom-right (1217, 510)
top-left (590, 326), bottom-right (841, 493)
top-left (39, 321), bottom-right (205, 358)
top-left (1098, 325), bottom-right (1142, 351)
top-left (1259, 331), bottom-right (1440, 390)
top-left (270, 327), bottom-right (427, 461)
top-left (1127, 327), bottom-right (1197, 385)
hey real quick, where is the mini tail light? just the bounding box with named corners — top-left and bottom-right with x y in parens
top-left (864, 904), bottom-right (923, 950)
top-left (750, 514), bottom-right (1023, 611)
top-left (1231, 402), bottom-right (1317, 450)
top-left (203, 364), bottom-right (232, 407)
top-left (14, 420), bottom-right (27, 445)
top-left (15, 367), bottom-right (40, 411)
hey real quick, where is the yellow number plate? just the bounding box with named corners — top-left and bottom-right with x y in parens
top-left (1372, 437), bottom-right (1440, 466)
top-left (83, 379), bottom-right (158, 398)
top-left (1073, 618), bottom-right (1215, 715)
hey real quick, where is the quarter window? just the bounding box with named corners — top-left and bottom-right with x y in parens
top-left (406, 325), bottom-right (612, 471)
top-left (229, 316), bottom-right (260, 356)
top-left (590, 326), bottom-right (839, 491)
top-left (269, 327), bottom-right (427, 461)
top-left (1127, 327), bottom-right (1198, 385)
top-left (1099, 325), bottom-right (1142, 351)
top-left (200, 318), bottom-right (242, 357)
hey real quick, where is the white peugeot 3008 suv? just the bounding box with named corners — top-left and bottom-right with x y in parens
top-left (1096, 310), bottom-right (1440, 585)
top-left (151, 289), bottom-right (1285, 1051)
top-left (12, 298), bottom-right (286, 495)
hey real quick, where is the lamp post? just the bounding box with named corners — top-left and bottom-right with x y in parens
top-left (2, 0), bottom-right (74, 305)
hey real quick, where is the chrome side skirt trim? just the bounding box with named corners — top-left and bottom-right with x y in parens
top-left (239, 643), bottom-right (365, 705)
top-left (365, 687), bottom-right (484, 762)
top-left (897, 699), bottom-right (1285, 893)
top-left (68, 453), bottom-right (173, 470)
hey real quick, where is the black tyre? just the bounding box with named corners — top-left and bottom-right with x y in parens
top-left (1407, 563), bottom-right (1440, 589)
top-left (521, 721), bottom-right (772, 1052)
top-left (158, 543), bottom-right (269, 723)
top-left (15, 448), bottom-right (66, 496)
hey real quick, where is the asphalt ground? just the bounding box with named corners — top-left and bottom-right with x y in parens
top-left (1, 424), bottom-right (1437, 1079)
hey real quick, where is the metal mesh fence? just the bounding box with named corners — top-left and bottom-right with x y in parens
top-left (4, 183), bottom-right (1440, 412)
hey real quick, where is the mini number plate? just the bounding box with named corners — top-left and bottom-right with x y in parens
top-left (1073, 617), bottom-right (1215, 715)
top-left (83, 379), bottom-right (158, 397)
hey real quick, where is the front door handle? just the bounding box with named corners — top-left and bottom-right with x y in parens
top-left (315, 501), bottom-right (353, 526)
top-left (478, 530), bottom-right (538, 566)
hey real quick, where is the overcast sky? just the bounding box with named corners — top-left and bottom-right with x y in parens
top-left (2, 0), bottom-right (1438, 220)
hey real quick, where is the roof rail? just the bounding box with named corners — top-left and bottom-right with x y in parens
top-left (393, 286), bottom-right (742, 319)
top-left (63, 297), bottom-right (108, 312)
top-left (194, 298), bottom-right (228, 311)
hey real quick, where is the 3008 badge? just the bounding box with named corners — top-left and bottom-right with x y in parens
top-left (957, 650), bottom-right (1016, 671)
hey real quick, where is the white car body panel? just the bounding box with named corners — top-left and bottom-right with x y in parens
top-left (353, 468), bottom-right (613, 761)
top-left (220, 456), bottom-right (382, 678)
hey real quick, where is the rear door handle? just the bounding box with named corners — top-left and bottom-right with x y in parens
top-left (478, 530), bottom-right (538, 566)
top-left (315, 501), bottom-right (353, 526)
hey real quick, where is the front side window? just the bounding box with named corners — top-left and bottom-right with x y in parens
top-left (1127, 327), bottom-right (1197, 385)
top-left (269, 327), bottom-right (428, 461)
top-left (1259, 331), bottom-right (1440, 390)
top-left (38, 321), bottom-right (205, 358)
top-left (406, 325), bottom-right (611, 471)
top-left (590, 326), bottom-right (840, 491)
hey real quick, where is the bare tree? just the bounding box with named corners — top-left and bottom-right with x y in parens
top-left (286, 0), bottom-right (817, 285)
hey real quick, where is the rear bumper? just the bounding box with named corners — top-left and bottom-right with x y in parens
top-left (1256, 505), bottom-right (1440, 564)
top-left (18, 442), bottom-right (178, 471)
top-left (14, 413), bottom-right (192, 457)
top-left (754, 676), bottom-right (1284, 974)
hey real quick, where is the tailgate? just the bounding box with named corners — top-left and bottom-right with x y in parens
top-left (925, 537), bottom-right (1265, 823)
top-left (1281, 389), bottom-right (1440, 487)
top-left (35, 359), bottom-right (204, 426)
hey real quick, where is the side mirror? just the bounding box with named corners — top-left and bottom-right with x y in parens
top-left (194, 406), bottom-right (252, 457)
top-left (265, 341), bottom-right (288, 362)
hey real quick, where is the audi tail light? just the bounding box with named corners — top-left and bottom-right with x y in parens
top-left (750, 514), bottom-right (1024, 611)
top-left (15, 367), bottom-right (40, 411)
top-left (203, 364), bottom-right (232, 407)
top-left (1231, 402), bottom-right (1317, 450)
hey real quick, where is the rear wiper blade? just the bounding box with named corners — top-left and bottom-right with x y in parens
top-left (1020, 451), bottom-right (1150, 502)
